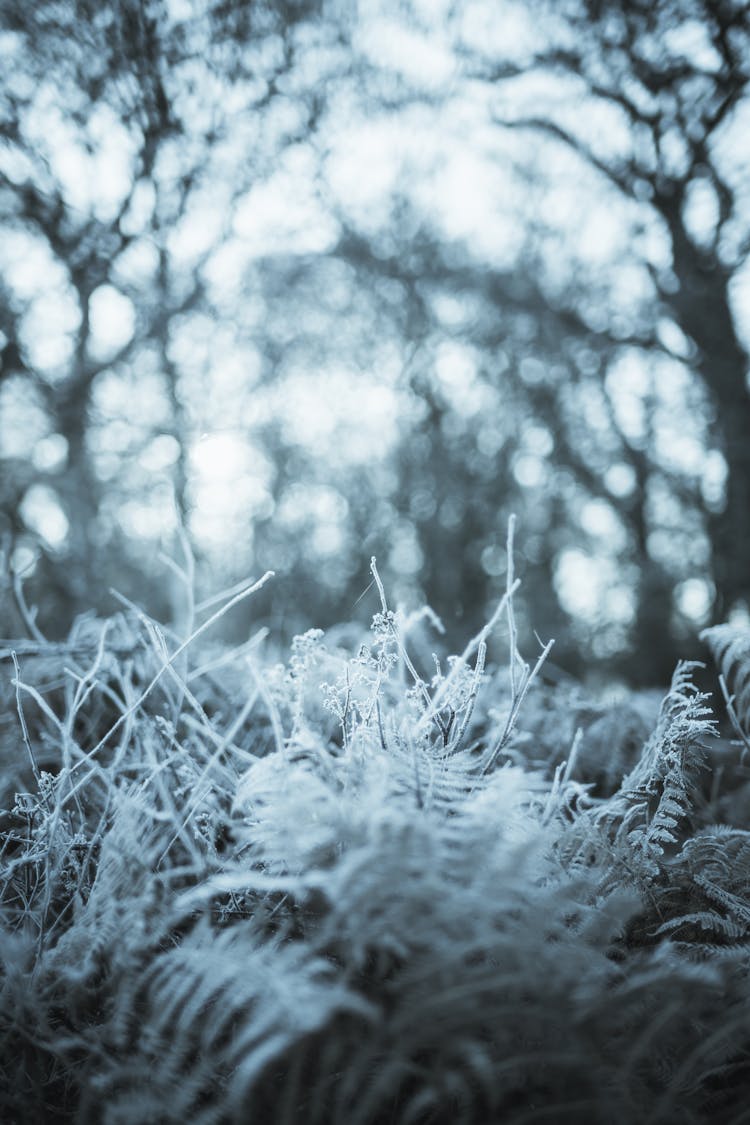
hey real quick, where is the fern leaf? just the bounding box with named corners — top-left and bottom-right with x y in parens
top-left (702, 623), bottom-right (750, 735)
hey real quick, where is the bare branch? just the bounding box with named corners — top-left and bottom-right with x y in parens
top-left (491, 114), bottom-right (639, 197)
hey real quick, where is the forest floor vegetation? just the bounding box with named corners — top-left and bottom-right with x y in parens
top-left (2, 529), bottom-right (750, 1123)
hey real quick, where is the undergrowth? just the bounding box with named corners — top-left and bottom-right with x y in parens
top-left (2, 523), bottom-right (750, 1124)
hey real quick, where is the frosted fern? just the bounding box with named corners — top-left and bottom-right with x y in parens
top-left (4, 556), bottom-right (750, 1124)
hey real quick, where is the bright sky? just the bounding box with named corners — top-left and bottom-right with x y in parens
top-left (4, 2), bottom-right (748, 629)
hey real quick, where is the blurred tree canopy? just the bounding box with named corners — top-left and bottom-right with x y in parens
top-left (1, 0), bottom-right (749, 685)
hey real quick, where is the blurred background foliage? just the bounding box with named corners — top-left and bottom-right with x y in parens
top-left (1, 0), bottom-right (749, 685)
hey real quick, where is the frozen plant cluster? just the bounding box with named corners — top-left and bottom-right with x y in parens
top-left (2, 532), bottom-right (750, 1123)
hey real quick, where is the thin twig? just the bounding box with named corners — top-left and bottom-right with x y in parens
top-left (506, 515), bottom-right (518, 699)
top-left (12, 570), bottom-right (46, 644)
top-left (446, 640), bottom-right (486, 756)
top-left (370, 557), bottom-right (447, 739)
top-left (482, 637), bottom-right (555, 775)
top-left (12, 652), bottom-right (40, 783)
top-left (420, 578), bottom-right (522, 736)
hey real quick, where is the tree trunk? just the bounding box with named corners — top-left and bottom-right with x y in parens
top-left (53, 380), bottom-right (100, 607)
top-left (669, 233), bottom-right (750, 620)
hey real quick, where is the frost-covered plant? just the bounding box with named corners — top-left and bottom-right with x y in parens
top-left (702, 623), bottom-right (750, 757)
top-left (3, 536), bottom-right (750, 1124)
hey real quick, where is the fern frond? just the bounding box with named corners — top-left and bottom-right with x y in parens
top-left (702, 625), bottom-right (750, 727)
top-left (617, 663), bottom-right (715, 863)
